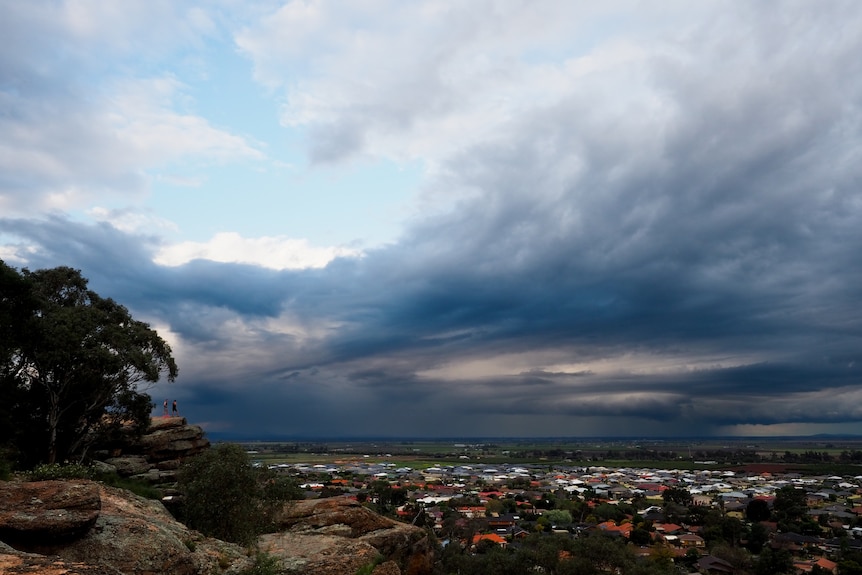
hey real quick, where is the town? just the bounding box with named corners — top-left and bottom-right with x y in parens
top-left (250, 442), bottom-right (862, 574)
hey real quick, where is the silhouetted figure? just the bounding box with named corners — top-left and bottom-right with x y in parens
top-left (172, 400), bottom-right (178, 416)
top-left (163, 399), bottom-right (169, 416)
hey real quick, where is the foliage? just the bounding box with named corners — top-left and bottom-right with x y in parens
top-left (354, 555), bottom-right (384, 575)
top-left (753, 547), bottom-right (793, 575)
top-left (238, 552), bottom-right (282, 575)
top-left (99, 473), bottom-right (163, 500)
top-left (746, 521), bottom-right (770, 554)
top-left (629, 526), bottom-right (652, 545)
top-left (367, 479), bottom-right (408, 515)
top-left (177, 443), bottom-right (301, 545)
top-left (746, 498), bottom-right (772, 522)
top-left (0, 262), bottom-right (177, 466)
top-left (0, 461), bottom-right (9, 481)
top-left (593, 502), bottom-right (626, 523)
top-left (26, 462), bottom-right (96, 480)
top-left (543, 509), bottom-right (574, 526)
top-left (662, 487), bottom-right (692, 507)
top-left (437, 526), bottom-right (682, 575)
top-left (773, 485), bottom-right (808, 523)
top-left (710, 543), bottom-right (753, 574)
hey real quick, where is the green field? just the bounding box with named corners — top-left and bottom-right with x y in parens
top-left (233, 437), bottom-right (862, 473)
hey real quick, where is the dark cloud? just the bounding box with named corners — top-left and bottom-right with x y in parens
top-left (4, 2), bottom-right (862, 437)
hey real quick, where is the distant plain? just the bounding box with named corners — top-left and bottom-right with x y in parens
top-left (232, 436), bottom-right (862, 474)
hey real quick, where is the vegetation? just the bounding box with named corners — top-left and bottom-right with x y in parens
top-left (0, 261), bottom-right (177, 467)
top-left (437, 531), bottom-right (679, 575)
top-left (25, 461), bottom-right (96, 480)
top-left (238, 552), bottom-right (282, 575)
top-left (176, 443), bottom-right (302, 546)
top-left (21, 461), bottom-right (162, 499)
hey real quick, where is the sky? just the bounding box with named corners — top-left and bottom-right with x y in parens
top-left (2, 1), bottom-right (862, 439)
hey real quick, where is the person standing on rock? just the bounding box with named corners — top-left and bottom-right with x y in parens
top-left (163, 399), bottom-right (169, 416)
top-left (172, 400), bottom-right (178, 416)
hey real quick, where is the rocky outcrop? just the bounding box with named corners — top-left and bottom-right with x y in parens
top-left (261, 497), bottom-right (434, 575)
top-left (0, 481), bottom-right (101, 544)
top-left (94, 417), bottom-right (210, 483)
top-left (0, 480), bottom-right (434, 575)
top-left (0, 541), bottom-right (122, 575)
top-left (0, 480), bottom-right (252, 575)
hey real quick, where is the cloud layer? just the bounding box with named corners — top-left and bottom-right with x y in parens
top-left (3, 1), bottom-right (862, 437)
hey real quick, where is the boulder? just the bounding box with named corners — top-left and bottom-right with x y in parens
top-left (137, 420), bottom-right (210, 462)
top-left (0, 480), bottom-right (101, 544)
top-left (276, 497), bottom-right (395, 535)
top-left (147, 416), bottom-right (186, 431)
top-left (260, 532), bottom-right (381, 575)
top-left (0, 541), bottom-right (122, 575)
top-left (93, 417), bottom-right (210, 480)
top-left (373, 561), bottom-right (403, 575)
top-left (263, 497), bottom-right (434, 575)
top-left (0, 482), bottom-right (252, 575)
top-left (103, 456), bottom-right (152, 477)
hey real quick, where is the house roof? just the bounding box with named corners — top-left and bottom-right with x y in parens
top-left (472, 533), bottom-right (506, 545)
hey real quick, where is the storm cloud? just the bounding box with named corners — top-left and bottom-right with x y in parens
top-left (2, 1), bottom-right (862, 437)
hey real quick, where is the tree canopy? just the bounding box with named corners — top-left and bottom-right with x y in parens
top-left (177, 443), bottom-right (302, 545)
top-left (0, 261), bottom-right (177, 466)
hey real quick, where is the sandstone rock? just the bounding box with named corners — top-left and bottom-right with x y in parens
top-left (92, 417), bottom-right (210, 483)
top-left (12, 484), bottom-right (252, 575)
top-left (0, 480), bottom-right (101, 544)
top-left (138, 422), bottom-right (210, 462)
top-left (130, 468), bottom-right (177, 484)
top-left (89, 460), bottom-right (117, 476)
top-left (147, 415), bottom-right (187, 431)
top-left (2, 479), bottom-right (432, 575)
top-left (103, 455), bottom-right (152, 477)
top-left (0, 541), bottom-right (122, 575)
top-left (266, 497), bottom-right (433, 575)
top-left (277, 497), bottom-right (394, 535)
top-left (373, 560), bottom-right (403, 575)
top-left (155, 458), bottom-right (181, 471)
top-left (260, 532), bottom-right (380, 575)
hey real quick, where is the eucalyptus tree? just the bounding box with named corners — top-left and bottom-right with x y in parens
top-left (0, 262), bottom-right (177, 465)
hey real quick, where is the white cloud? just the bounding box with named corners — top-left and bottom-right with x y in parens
top-left (0, 243), bottom-right (34, 265)
top-left (87, 207), bottom-right (180, 235)
top-left (0, 2), bottom-right (265, 217)
top-left (233, 0), bottom-right (693, 167)
top-left (154, 231), bottom-right (362, 270)
top-left (106, 76), bottom-right (266, 166)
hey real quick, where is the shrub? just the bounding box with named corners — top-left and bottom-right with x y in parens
top-left (26, 462), bottom-right (95, 480)
top-left (239, 552), bottom-right (281, 575)
top-left (355, 555), bottom-right (384, 575)
top-left (0, 451), bottom-right (11, 481)
top-left (177, 444), bottom-right (264, 545)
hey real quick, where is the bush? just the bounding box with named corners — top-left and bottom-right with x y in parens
top-left (239, 552), bottom-right (282, 575)
top-left (177, 444), bottom-right (263, 545)
top-left (176, 443), bottom-right (301, 546)
top-left (0, 451), bottom-right (11, 481)
top-left (98, 474), bottom-right (162, 500)
top-left (26, 462), bottom-right (95, 481)
top-left (355, 555), bottom-right (384, 575)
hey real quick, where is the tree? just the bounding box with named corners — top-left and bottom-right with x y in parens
top-left (662, 487), bottom-right (693, 507)
top-left (543, 509), bottom-right (574, 526)
top-left (630, 526), bottom-right (652, 546)
top-left (747, 521), bottom-right (770, 554)
top-left (754, 547), bottom-right (793, 575)
top-left (0, 261), bottom-right (34, 460)
top-left (773, 486), bottom-right (807, 523)
top-left (746, 498), bottom-right (772, 522)
top-left (177, 443), bottom-right (299, 545)
top-left (0, 263), bottom-right (177, 465)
